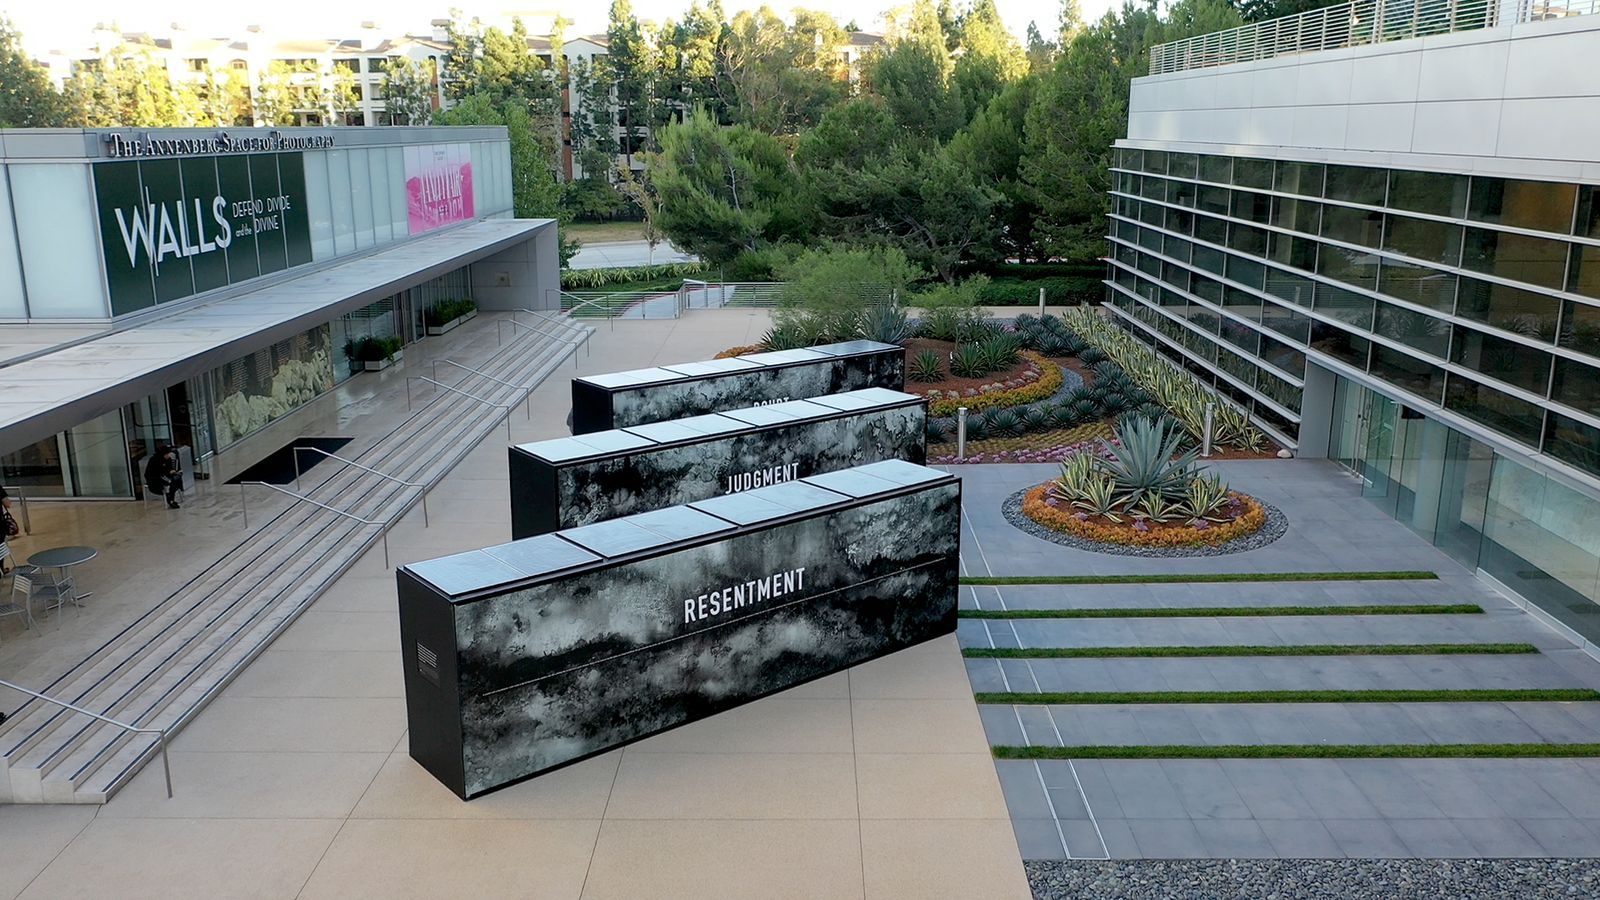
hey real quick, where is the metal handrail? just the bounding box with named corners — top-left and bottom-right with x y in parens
top-left (292, 447), bottom-right (430, 528)
top-left (1147, 0), bottom-right (1524, 75)
top-left (0, 677), bottom-right (172, 798)
top-left (239, 481), bottom-right (392, 569)
top-left (513, 308), bottom-right (592, 359)
top-left (432, 358), bottom-right (535, 421)
top-left (0, 484), bottom-right (28, 534)
top-left (549, 289), bottom-right (622, 329)
top-left (404, 376), bottom-right (517, 441)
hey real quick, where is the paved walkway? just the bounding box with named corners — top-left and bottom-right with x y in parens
top-left (953, 460), bottom-right (1600, 860)
top-left (0, 310), bottom-right (1029, 899)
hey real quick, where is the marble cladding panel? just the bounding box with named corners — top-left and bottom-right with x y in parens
top-left (599, 349), bottom-right (906, 432)
top-left (522, 403), bottom-right (926, 537)
top-left (450, 483), bottom-right (959, 797)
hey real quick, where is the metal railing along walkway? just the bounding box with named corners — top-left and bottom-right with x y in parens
top-left (0, 677), bottom-right (172, 798)
top-left (1147, 0), bottom-right (1592, 75)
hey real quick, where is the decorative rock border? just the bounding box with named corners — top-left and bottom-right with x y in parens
top-left (1000, 486), bottom-right (1289, 558)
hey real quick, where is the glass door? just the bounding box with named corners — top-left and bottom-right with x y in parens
top-left (1360, 391), bottom-right (1404, 517)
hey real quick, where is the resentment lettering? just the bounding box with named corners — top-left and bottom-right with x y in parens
top-left (683, 566), bottom-right (807, 625)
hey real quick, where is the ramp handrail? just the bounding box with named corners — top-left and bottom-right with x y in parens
top-left (405, 376), bottom-right (518, 441)
top-left (291, 447), bottom-right (430, 528)
top-left (0, 677), bottom-right (172, 798)
top-left (238, 481), bottom-right (392, 569)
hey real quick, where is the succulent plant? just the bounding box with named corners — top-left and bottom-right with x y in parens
top-left (910, 349), bottom-right (945, 383)
top-left (1097, 415), bottom-right (1200, 506)
top-left (860, 304), bottom-right (914, 345)
top-left (950, 343), bottom-right (990, 378)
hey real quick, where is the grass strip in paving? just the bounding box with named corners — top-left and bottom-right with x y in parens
top-left (960, 604), bottom-right (1482, 619)
top-left (974, 688), bottom-right (1600, 704)
top-left (962, 643), bottom-right (1539, 659)
top-left (994, 743), bottom-right (1600, 760)
top-left (960, 571), bottom-right (1437, 586)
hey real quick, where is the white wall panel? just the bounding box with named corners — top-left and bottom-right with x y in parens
top-left (1497, 97), bottom-right (1600, 164)
top-left (303, 151), bottom-right (335, 261)
top-left (1348, 51), bottom-right (1422, 104)
top-left (348, 149), bottom-right (374, 250)
top-left (369, 148), bottom-right (393, 244)
top-left (11, 164), bottom-right (108, 318)
top-left (326, 150), bottom-right (355, 254)
top-left (0, 167), bottom-right (27, 318)
top-left (1415, 41), bottom-right (1508, 102)
top-left (1410, 100), bottom-right (1501, 156)
top-left (1345, 103), bottom-right (1416, 153)
top-left (1290, 104), bottom-right (1348, 150)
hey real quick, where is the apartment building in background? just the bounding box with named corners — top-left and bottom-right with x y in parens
top-left (1104, 1), bottom-right (1600, 652)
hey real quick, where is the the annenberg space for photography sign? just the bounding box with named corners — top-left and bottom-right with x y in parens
top-left (509, 388), bottom-right (927, 539)
top-left (396, 460), bottom-right (960, 799)
top-left (93, 153), bottom-right (312, 316)
top-left (568, 340), bottom-right (905, 434)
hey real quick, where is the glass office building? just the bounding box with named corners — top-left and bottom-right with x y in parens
top-left (1108, 10), bottom-right (1600, 645)
top-left (0, 127), bottom-right (559, 498)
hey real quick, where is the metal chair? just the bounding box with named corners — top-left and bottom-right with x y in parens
top-left (13, 571), bottom-right (74, 627)
top-left (1, 570), bottom-right (40, 643)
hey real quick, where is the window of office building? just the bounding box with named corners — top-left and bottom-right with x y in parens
top-left (1457, 277), bottom-right (1561, 341)
top-left (1461, 228), bottom-right (1569, 291)
top-left (1260, 304), bottom-right (1311, 345)
top-left (1560, 301), bottom-right (1600, 359)
top-left (1379, 259), bottom-right (1456, 312)
top-left (1192, 274), bottom-right (1223, 305)
top-left (1223, 286), bottom-right (1263, 319)
top-left (1444, 376), bottom-right (1544, 447)
top-left (1220, 317), bottom-right (1259, 354)
top-left (1139, 175), bottom-right (1166, 200)
top-left (1226, 255), bottom-right (1266, 289)
top-left (1314, 282), bottom-right (1376, 329)
top-left (1217, 346), bottom-right (1257, 386)
top-left (1264, 268), bottom-right (1316, 308)
top-left (1467, 177), bottom-right (1577, 234)
top-left (1325, 165), bottom-right (1387, 206)
top-left (1199, 155), bottom-right (1232, 184)
top-left (1233, 158), bottom-right (1273, 189)
top-left (1389, 170), bottom-right (1469, 219)
top-left (1323, 204), bottom-right (1384, 248)
top-left (1170, 178), bottom-right (1197, 208)
top-left (1552, 358), bottom-right (1600, 417)
top-left (1575, 185), bottom-right (1600, 240)
top-left (1194, 214), bottom-right (1228, 246)
top-left (1544, 412), bottom-right (1600, 478)
top-left (1166, 207), bottom-right (1194, 237)
top-left (1369, 343), bottom-right (1446, 403)
top-left (1229, 223), bottom-right (1269, 257)
top-left (1318, 243), bottom-right (1379, 291)
top-left (1143, 150), bottom-right (1167, 173)
top-left (1168, 152), bottom-right (1198, 179)
top-left (1232, 191), bottom-right (1272, 224)
top-left (1568, 244), bottom-right (1600, 300)
top-left (1311, 321), bottom-right (1371, 368)
top-left (1268, 233), bottom-right (1318, 271)
top-left (1385, 216), bottom-right (1462, 266)
top-left (1274, 161), bottom-right (1323, 197)
top-left (1193, 245), bottom-right (1226, 277)
top-left (1259, 332), bottom-right (1307, 375)
top-left (1375, 302), bottom-right (1450, 358)
top-left (1451, 328), bottom-right (1553, 395)
top-left (1270, 197), bottom-right (1321, 235)
top-left (1198, 184), bottom-right (1231, 215)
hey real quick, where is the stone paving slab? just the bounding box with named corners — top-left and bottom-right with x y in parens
top-left (965, 654), bottom-right (1589, 695)
top-left (958, 614), bottom-right (1570, 651)
top-left (980, 701), bottom-right (1600, 747)
top-left (998, 758), bottom-right (1600, 858)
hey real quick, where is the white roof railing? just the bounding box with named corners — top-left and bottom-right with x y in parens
top-left (1148, 0), bottom-right (1594, 75)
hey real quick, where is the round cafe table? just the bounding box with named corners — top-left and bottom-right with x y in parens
top-left (26, 546), bottom-right (98, 603)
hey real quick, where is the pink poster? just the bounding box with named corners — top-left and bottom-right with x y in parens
top-left (406, 144), bottom-right (475, 234)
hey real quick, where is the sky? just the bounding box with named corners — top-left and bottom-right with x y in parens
top-left (5, 0), bottom-right (1120, 56)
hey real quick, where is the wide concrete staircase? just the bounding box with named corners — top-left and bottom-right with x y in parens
top-left (0, 313), bottom-right (591, 804)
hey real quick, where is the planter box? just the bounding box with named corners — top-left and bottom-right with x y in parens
top-left (425, 317), bottom-right (462, 337)
top-left (361, 348), bottom-right (404, 371)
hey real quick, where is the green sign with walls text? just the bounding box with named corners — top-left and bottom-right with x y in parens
top-left (94, 152), bottom-right (312, 316)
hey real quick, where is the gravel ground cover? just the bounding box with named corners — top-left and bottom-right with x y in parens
top-left (1001, 487), bottom-right (1290, 557)
top-left (1027, 859), bottom-right (1600, 899)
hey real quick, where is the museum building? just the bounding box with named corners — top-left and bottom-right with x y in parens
top-left (0, 126), bottom-right (559, 497)
top-left (1104, 9), bottom-right (1600, 648)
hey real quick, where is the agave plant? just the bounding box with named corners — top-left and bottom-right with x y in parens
top-left (977, 335), bottom-right (1022, 372)
top-left (761, 322), bottom-right (808, 351)
top-left (1019, 406), bottom-right (1051, 434)
top-left (1079, 346), bottom-right (1108, 366)
top-left (1051, 451), bottom-right (1099, 500)
top-left (1096, 415), bottom-right (1200, 506)
top-left (910, 350), bottom-right (944, 383)
top-left (1134, 490), bottom-right (1184, 523)
top-left (860, 304), bottom-right (914, 346)
top-left (1182, 472), bottom-right (1233, 521)
top-left (926, 418), bottom-right (948, 444)
top-left (1071, 475), bottom-right (1123, 522)
top-left (950, 343), bottom-right (990, 378)
top-left (985, 408), bottom-right (1023, 437)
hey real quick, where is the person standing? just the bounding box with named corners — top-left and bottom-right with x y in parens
top-left (144, 446), bottom-right (183, 509)
top-left (0, 484), bottom-right (16, 572)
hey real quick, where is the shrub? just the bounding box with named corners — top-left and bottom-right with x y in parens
top-left (861, 304), bottom-right (914, 345)
top-left (925, 419), bottom-right (948, 443)
top-left (984, 408), bottom-right (1023, 437)
top-left (1024, 483), bottom-right (1266, 548)
top-left (919, 305), bottom-right (991, 343)
top-left (976, 276), bottom-right (1102, 307)
top-left (725, 244), bottom-right (800, 281)
top-left (929, 352), bottom-right (1064, 416)
top-left (912, 275), bottom-right (989, 309)
top-left (761, 323), bottom-right (809, 351)
top-left (910, 350), bottom-right (945, 383)
top-left (561, 262), bottom-right (706, 289)
top-left (423, 297), bottom-right (477, 326)
top-left (347, 335), bottom-right (403, 362)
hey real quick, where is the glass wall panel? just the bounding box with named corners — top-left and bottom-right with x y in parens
top-left (348, 149), bottom-right (374, 250)
top-left (1451, 328), bottom-right (1552, 394)
top-left (10, 164), bottom-right (107, 317)
top-left (1315, 282), bottom-right (1376, 329)
top-left (1318, 243), bottom-right (1379, 291)
top-left (1369, 343), bottom-right (1445, 402)
top-left (1457, 277), bottom-right (1560, 341)
top-left (1143, 150), bottom-right (1167, 173)
top-left (1260, 332), bottom-right (1307, 374)
top-left (1268, 233), bottom-right (1319, 271)
top-left (1232, 191), bottom-right (1272, 224)
top-left (1260, 304), bottom-right (1311, 344)
top-left (1461, 228), bottom-right (1568, 290)
top-left (1312, 322), bottom-right (1371, 367)
top-left (1380, 260), bottom-right (1456, 312)
top-left (209, 326), bottom-right (336, 448)
top-left (1166, 234), bottom-right (1193, 263)
top-left (368, 148), bottom-right (393, 244)
top-left (1385, 216), bottom-right (1462, 265)
top-left (1444, 376), bottom-right (1544, 446)
top-left (1194, 214), bottom-right (1228, 246)
top-left (1568, 244), bottom-right (1600, 300)
top-left (1234, 158), bottom-right (1273, 189)
top-left (1165, 207), bottom-right (1194, 236)
top-left (1220, 317), bottom-right (1259, 354)
top-left (1274, 161), bottom-right (1324, 197)
top-left (1552, 358), bottom-right (1600, 416)
top-left (1390, 170), bottom-right (1469, 219)
top-left (1229, 224), bottom-right (1269, 257)
top-left (1480, 457), bottom-right (1600, 640)
top-left (1434, 428), bottom-right (1490, 569)
top-left (327, 150), bottom-right (355, 255)
top-left (304, 151), bottom-right (335, 260)
top-left (1375, 302), bottom-right (1449, 357)
top-left (1193, 245), bottom-right (1225, 276)
top-left (1325, 165), bottom-right (1387, 206)
top-left (1265, 268), bottom-right (1315, 307)
top-left (62, 410), bottom-right (134, 497)
top-left (1323, 204), bottom-right (1384, 247)
top-left (1226, 255), bottom-right (1265, 289)
top-left (1139, 175), bottom-right (1166, 200)
top-left (1545, 412), bottom-right (1600, 478)
top-left (1270, 196), bottom-right (1321, 235)
top-left (1223, 286), bottom-right (1262, 319)
top-left (1575, 184), bottom-right (1600, 239)
top-left (1198, 184), bottom-right (1231, 215)
top-left (1192, 274), bottom-right (1223, 304)
top-left (1467, 177), bottom-right (1577, 233)
top-left (1168, 152), bottom-right (1198, 179)
top-left (1170, 178), bottom-right (1198, 208)
top-left (1199, 155), bottom-right (1232, 184)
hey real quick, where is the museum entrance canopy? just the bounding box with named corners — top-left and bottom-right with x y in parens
top-left (0, 219), bottom-right (549, 453)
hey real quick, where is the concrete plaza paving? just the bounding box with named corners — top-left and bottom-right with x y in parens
top-left (955, 460), bottom-right (1600, 861)
top-left (0, 311), bottom-right (1028, 899)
